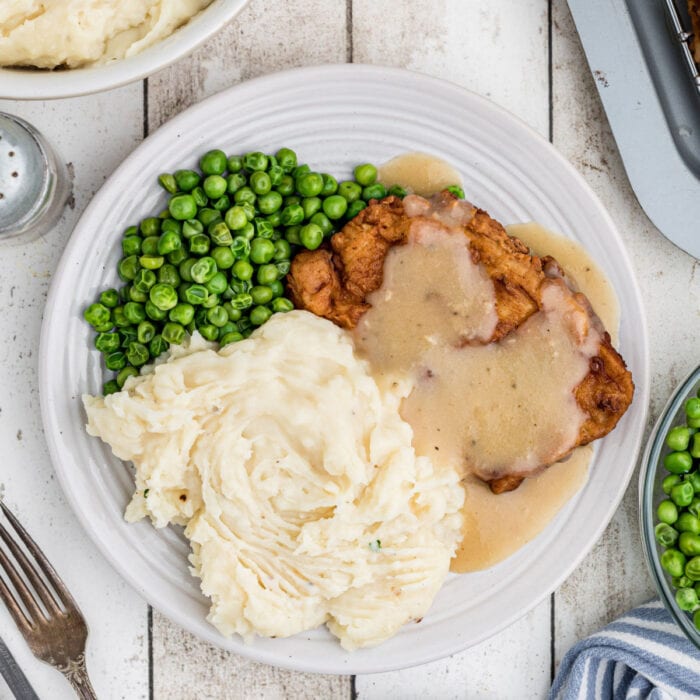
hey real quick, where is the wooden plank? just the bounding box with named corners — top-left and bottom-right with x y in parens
top-left (351, 1), bottom-right (552, 696)
top-left (0, 86), bottom-right (149, 699)
top-left (147, 1), bottom-right (352, 697)
top-left (551, 0), bottom-right (698, 666)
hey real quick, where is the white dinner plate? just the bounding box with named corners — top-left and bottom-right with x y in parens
top-left (39, 64), bottom-right (650, 674)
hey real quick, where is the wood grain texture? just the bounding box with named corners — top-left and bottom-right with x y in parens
top-left (550, 0), bottom-right (699, 667)
top-left (0, 87), bottom-right (149, 700)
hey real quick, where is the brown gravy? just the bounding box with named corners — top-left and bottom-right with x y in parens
top-left (352, 193), bottom-right (617, 572)
top-left (379, 152), bottom-right (463, 196)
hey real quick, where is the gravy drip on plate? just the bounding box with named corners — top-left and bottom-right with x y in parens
top-left (379, 152), bottom-right (463, 196)
top-left (353, 193), bottom-right (608, 571)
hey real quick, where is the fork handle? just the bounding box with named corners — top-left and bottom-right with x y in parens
top-left (58, 654), bottom-right (97, 700)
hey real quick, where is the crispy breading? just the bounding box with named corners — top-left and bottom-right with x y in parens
top-left (287, 194), bottom-right (634, 493)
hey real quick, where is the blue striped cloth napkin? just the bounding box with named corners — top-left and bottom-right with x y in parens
top-left (549, 600), bottom-right (700, 700)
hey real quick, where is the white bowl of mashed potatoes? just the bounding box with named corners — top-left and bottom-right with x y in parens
top-left (0, 0), bottom-right (249, 99)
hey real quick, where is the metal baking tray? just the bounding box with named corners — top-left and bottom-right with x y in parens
top-left (568, 0), bottom-right (700, 259)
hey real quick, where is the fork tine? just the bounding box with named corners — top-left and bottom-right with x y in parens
top-left (0, 502), bottom-right (78, 610)
top-left (0, 543), bottom-right (46, 624)
top-left (0, 571), bottom-right (32, 633)
top-left (0, 521), bottom-right (63, 617)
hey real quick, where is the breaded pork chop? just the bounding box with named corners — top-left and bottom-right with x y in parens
top-left (287, 193), bottom-right (634, 493)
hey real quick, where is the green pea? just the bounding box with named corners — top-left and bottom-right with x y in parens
top-left (243, 151), bottom-right (268, 172)
top-left (281, 204), bottom-right (304, 226)
top-left (95, 331), bottom-right (121, 353)
top-left (321, 174), bottom-right (338, 196)
top-left (84, 303), bottom-right (112, 330)
top-left (119, 327), bottom-right (138, 347)
top-left (238, 316), bottom-right (252, 333)
top-left (139, 255), bottom-right (164, 270)
top-left (118, 255), bottom-right (141, 281)
top-left (271, 297), bottom-right (294, 313)
top-left (388, 184), bottom-right (408, 198)
top-left (257, 191), bottom-right (283, 214)
top-left (231, 236), bottom-right (251, 259)
top-left (206, 272), bottom-right (228, 295)
top-left (687, 398), bottom-right (700, 420)
top-left (273, 239), bottom-right (291, 262)
top-left (149, 283), bottom-right (178, 311)
top-left (346, 200), bottom-right (367, 219)
top-left (123, 302), bottom-right (146, 324)
top-left (276, 148), bottom-right (297, 172)
top-left (250, 238), bottom-right (276, 264)
top-left (687, 556), bottom-right (700, 582)
top-left (688, 471), bottom-right (700, 493)
top-left (158, 263), bottom-right (180, 287)
top-left (198, 324), bottom-right (217, 341)
top-left (677, 513), bottom-right (700, 534)
top-left (255, 218), bottom-right (275, 239)
top-left (234, 187), bottom-right (256, 205)
top-left (296, 172), bottom-right (324, 197)
top-left (169, 194), bottom-right (197, 221)
top-left (691, 434), bottom-right (700, 459)
top-left (123, 225), bottom-right (138, 236)
top-left (162, 322), bottom-right (186, 345)
top-left (300, 223), bottom-right (323, 250)
top-left (302, 196), bottom-right (322, 219)
top-left (158, 173), bottom-right (177, 194)
top-left (149, 335), bottom-right (168, 357)
top-left (250, 305), bottom-right (272, 326)
top-left (184, 284), bottom-right (208, 305)
top-left (241, 201), bottom-right (256, 221)
top-left (227, 155), bottom-right (243, 173)
top-left (658, 499), bottom-right (679, 525)
top-left (128, 285), bottom-right (148, 303)
top-left (105, 350), bottom-right (127, 371)
top-left (293, 164), bottom-right (310, 179)
top-left (676, 587), bottom-right (700, 611)
top-left (189, 234), bottom-right (210, 255)
top-left (268, 280), bottom-right (284, 298)
top-left (266, 211), bottom-right (283, 228)
top-left (140, 217), bottom-right (161, 236)
top-left (211, 246), bottom-right (234, 270)
top-left (167, 247), bottom-right (188, 265)
top-left (661, 548), bottom-right (687, 577)
top-left (338, 180), bottom-right (362, 202)
top-left (225, 206), bottom-right (248, 231)
top-left (689, 497), bottom-right (700, 518)
top-left (220, 331), bottom-right (244, 346)
top-left (322, 195), bottom-right (347, 220)
top-left (201, 293), bottom-right (220, 309)
top-left (276, 260), bottom-right (290, 277)
top-left (201, 174), bottom-right (226, 199)
top-left (285, 225), bottom-right (301, 245)
top-left (226, 172), bottom-right (247, 195)
top-left (200, 149), bottom-right (227, 176)
top-left (671, 481), bottom-right (695, 507)
top-left (679, 532), bottom-right (700, 556)
top-left (250, 171), bottom-right (272, 195)
top-left (354, 163), bottom-right (377, 186)
top-left (362, 183), bottom-right (388, 201)
top-left (169, 303), bottom-right (195, 326)
top-left (230, 278), bottom-right (252, 295)
top-left (191, 257), bottom-right (218, 284)
top-left (122, 236), bottom-right (142, 256)
top-left (211, 195), bottom-right (230, 211)
top-left (251, 285), bottom-right (274, 305)
top-left (162, 218), bottom-right (182, 234)
top-left (663, 474), bottom-right (682, 495)
top-left (174, 169), bottom-right (200, 192)
top-left (209, 221), bottom-right (233, 246)
top-left (206, 306), bottom-right (228, 327)
top-left (674, 575), bottom-right (694, 588)
top-left (116, 365), bottom-right (139, 388)
top-left (689, 417), bottom-right (700, 429)
top-left (233, 260), bottom-right (254, 282)
top-left (182, 219), bottom-right (204, 239)
top-left (655, 522), bottom-right (679, 548)
top-left (103, 379), bottom-right (120, 396)
top-left (142, 236), bottom-right (160, 255)
top-left (222, 303), bottom-right (241, 321)
top-left (133, 269), bottom-right (157, 293)
top-left (126, 342), bottom-right (149, 367)
top-left (157, 231), bottom-right (182, 256)
top-left (112, 307), bottom-right (130, 327)
top-left (276, 174), bottom-right (295, 196)
top-left (136, 321), bottom-right (156, 344)
top-left (668, 426), bottom-right (692, 451)
top-left (310, 212), bottom-right (333, 235)
top-left (231, 293), bottom-right (253, 310)
top-left (664, 451), bottom-right (693, 474)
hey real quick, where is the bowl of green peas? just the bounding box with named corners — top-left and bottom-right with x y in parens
top-left (640, 365), bottom-right (700, 648)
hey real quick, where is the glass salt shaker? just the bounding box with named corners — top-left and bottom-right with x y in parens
top-left (0, 113), bottom-right (71, 244)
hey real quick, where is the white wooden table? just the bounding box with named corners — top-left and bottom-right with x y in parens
top-left (0, 1), bottom-right (697, 697)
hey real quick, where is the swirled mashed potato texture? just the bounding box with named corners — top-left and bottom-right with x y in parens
top-left (83, 311), bottom-right (463, 650)
top-left (0, 0), bottom-right (212, 69)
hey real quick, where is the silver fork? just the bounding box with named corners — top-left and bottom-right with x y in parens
top-left (0, 501), bottom-right (97, 699)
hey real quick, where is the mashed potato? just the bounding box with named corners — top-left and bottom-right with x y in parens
top-left (0, 0), bottom-right (213, 69)
top-left (84, 311), bottom-right (463, 650)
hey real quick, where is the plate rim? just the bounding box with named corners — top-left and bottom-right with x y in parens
top-left (39, 63), bottom-right (651, 674)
